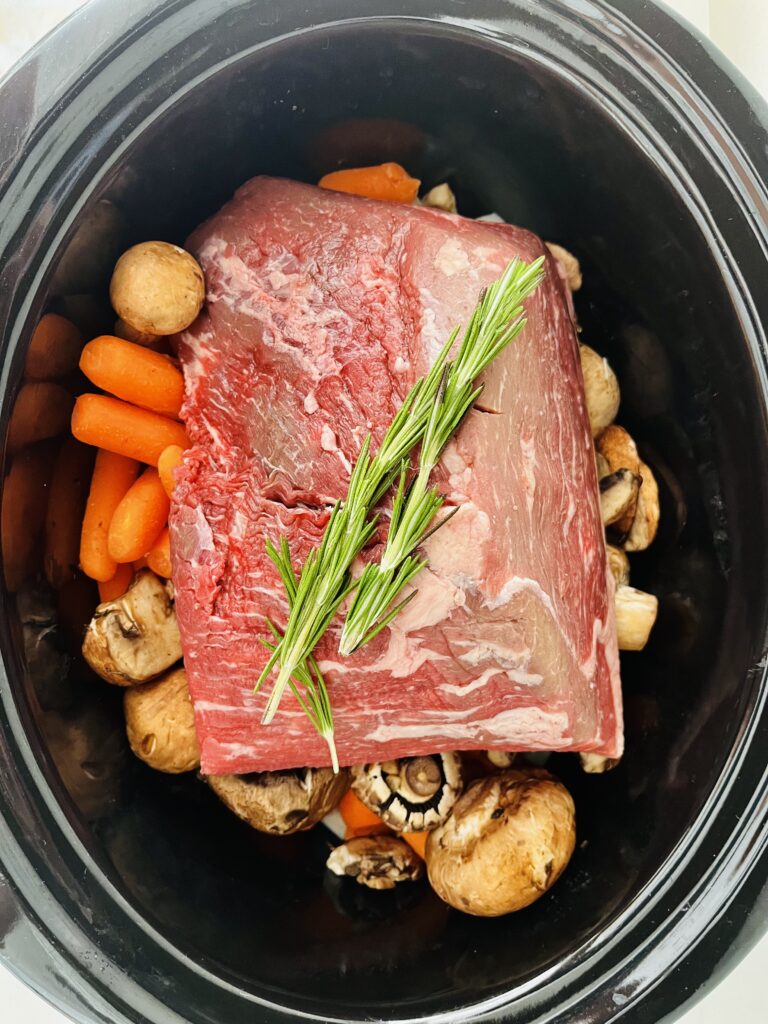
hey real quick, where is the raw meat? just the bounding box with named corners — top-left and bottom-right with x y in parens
top-left (170, 176), bottom-right (622, 774)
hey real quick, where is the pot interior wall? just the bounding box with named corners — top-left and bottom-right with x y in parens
top-left (5, 22), bottom-right (766, 1017)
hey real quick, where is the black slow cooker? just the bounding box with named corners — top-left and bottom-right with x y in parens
top-left (1, 1), bottom-right (767, 1022)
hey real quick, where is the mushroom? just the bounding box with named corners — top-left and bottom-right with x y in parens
top-left (579, 752), bottom-right (620, 774)
top-left (124, 666), bottom-right (200, 774)
top-left (352, 753), bottom-right (463, 832)
top-left (597, 425), bottom-right (642, 535)
top-left (579, 344), bottom-right (620, 437)
top-left (485, 750), bottom-right (516, 769)
top-left (615, 585), bottom-right (658, 651)
top-left (624, 461), bottom-right (660, 552)
top-left (110, 241), bottom-right (205, 335)
top-left (600, 469), bottom-right (641, 527)
top-left (326, 835), bottom-right (424, 890)
top-left (205, 766), bottom-right (350, 835)
top-left (82, 569), bottom-right (182, 686)
top-left (546, 242), bottom-right (582, 292)
top-left (421, 183), bottom-right (458, 213)
top-left (113, 317), bottom-right (160, 347)
top-left (606, 544), bottom-right (630, 587)
top-left (426, 768), bottom-right (576, 916)
top-left (595, 451), bottom-right (611, 480)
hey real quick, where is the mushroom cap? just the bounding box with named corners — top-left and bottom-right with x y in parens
top-left (82, 569), bottom-right (182, 686)
top-left (352, 752), bottom-right (463, 832)
top-left (327, 835), bottom-right (424, 890)
top-left (206, 767), bottom-right (350, 835)
top-left (110, 241), bottom-right (205, 335)
top-left (124, 666), bottom-right (200, 774)
top-left (426, 768), bottom-right (576, 916)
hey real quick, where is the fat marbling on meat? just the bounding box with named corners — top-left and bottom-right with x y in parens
top-left (170, 176), bottom-right (622, 773)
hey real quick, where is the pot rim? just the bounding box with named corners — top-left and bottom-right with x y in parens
top-left (1, 3), bottom-right (767, 1023)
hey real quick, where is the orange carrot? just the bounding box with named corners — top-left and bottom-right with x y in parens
top-left (71, 394), bottom-right (188, 466)
top-left (108, 468), bottom-right (169, 563)
top-left (147, 526), bottom-right (172, 578)
top-left (158, 444), bottom-right (184, 497)
top-left (44, 439), bottom-right (94, 589)
top-left (25, 313), bottom-right (83, 380)
top-left (79, 335), bottom-right (184, 418)
top-left (2, 444), bottom-right (57, 592)
top-left (402, 831), bottom-right (428, 860)
top-left (339, 790), bottom-right (388, 838)
top-left (80, 449), bottom-right (140, 581)
top-left (98, 562), bottom-right (134, 603)
top-left (133, 556), bottom-right (149, 571)
top-left (318, 162), bottom-right (420, 204)
top-left (8, 382), bottom-right (74, 455)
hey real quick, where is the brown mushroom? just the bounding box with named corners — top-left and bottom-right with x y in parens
top-left (326, 835), bottom-right (424, 890)
top-left (110, 241), bottom-right (205, 335)
top-left (485, 750), bottom-right (516, 769)
top-left (124, 666), bottom-right (200, 774)
top-left (546, 242), bottom-right (582, 292)
top-left (352, 753), bottom-right (463, 832)
top-left (600, 469), bottom-right (641, 527)
top-left (595, 451), bottom-right (611, 480)
top-left (421, 183), bottom-right (458, 213)
top-left (82, 569), bottom-right (182, 686)
top-left (579, 344), bottom-right (620, 437)
top-left (597, 425), bottom-right (642, 535)
top-left (615, 585), bottom-right (658, 651)
top-left (426, 768), bottom-right (576, 916)
top-left (579, 752), bottom-right (620, 774)
top-left (205, 767), bottom-right (350, 835)
top-left (113, 317), bottom-right (160, 347)
top-left (606, 544), bottom-right (630, 587)
top-left (624, 461), bottom-right (660, 552)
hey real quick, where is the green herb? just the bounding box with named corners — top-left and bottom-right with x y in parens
top-left (259, 539), bottom-right (338, 770)
top-left (340, 255), bottom-right (545, 654)
top-left (257, 335), bottom-right (457, 727)
top-left (257, 255), bottom-right (545, 755)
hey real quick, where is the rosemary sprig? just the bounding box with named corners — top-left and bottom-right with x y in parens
top-left (256, 331), bottom-right (458, 726)
top-left (339, 255), bottom-right (545, 654)
top-left (259, 539), bottom-right (338, 769)
top-left (256, 255), bottom-right (545, 751)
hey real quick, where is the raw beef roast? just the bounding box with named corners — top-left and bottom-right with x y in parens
top-left (170, 176), bottom-right (622, 774)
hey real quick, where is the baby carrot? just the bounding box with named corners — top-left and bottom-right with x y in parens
top-left (133, 556), bottom-right (150, 571)
top-left (147, 526), bottom-right (172, 578)
top-left (108, 468), bottom-right (169, 563)
top-left (402, 831), bottom-right (428, 860)
top-left (25, 313), bottom-right (83, 380)
top-left (79, 335), bottom-right (184, 418)
top-left (71, 394), bottom-right (188, 466)
top-left (157, 444), bottom-right (184, 497)
top-left (7, 381), bottom-right (74, 455)
top-left (339, 790), bottom-right (388, 838)
top-left (44, 438), bottom-right (94, 589)
top-left (2, 444), bottom-right (57, 592)
top-left (80, 449), bottom-right (140, 581)
top-left (318, 162), bottom-right (420, 204)
top-left (98, 562), bottom-right (134, 603)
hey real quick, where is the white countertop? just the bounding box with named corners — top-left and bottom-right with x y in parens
top-left (0, 1), bottom-right (766, 1022)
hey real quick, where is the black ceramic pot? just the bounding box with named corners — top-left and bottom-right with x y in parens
top-left (1, 1), bottom-right (767, 1022)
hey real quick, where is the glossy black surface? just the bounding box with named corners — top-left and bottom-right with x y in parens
top-left (1, 2), bottom-right (768, 1023)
